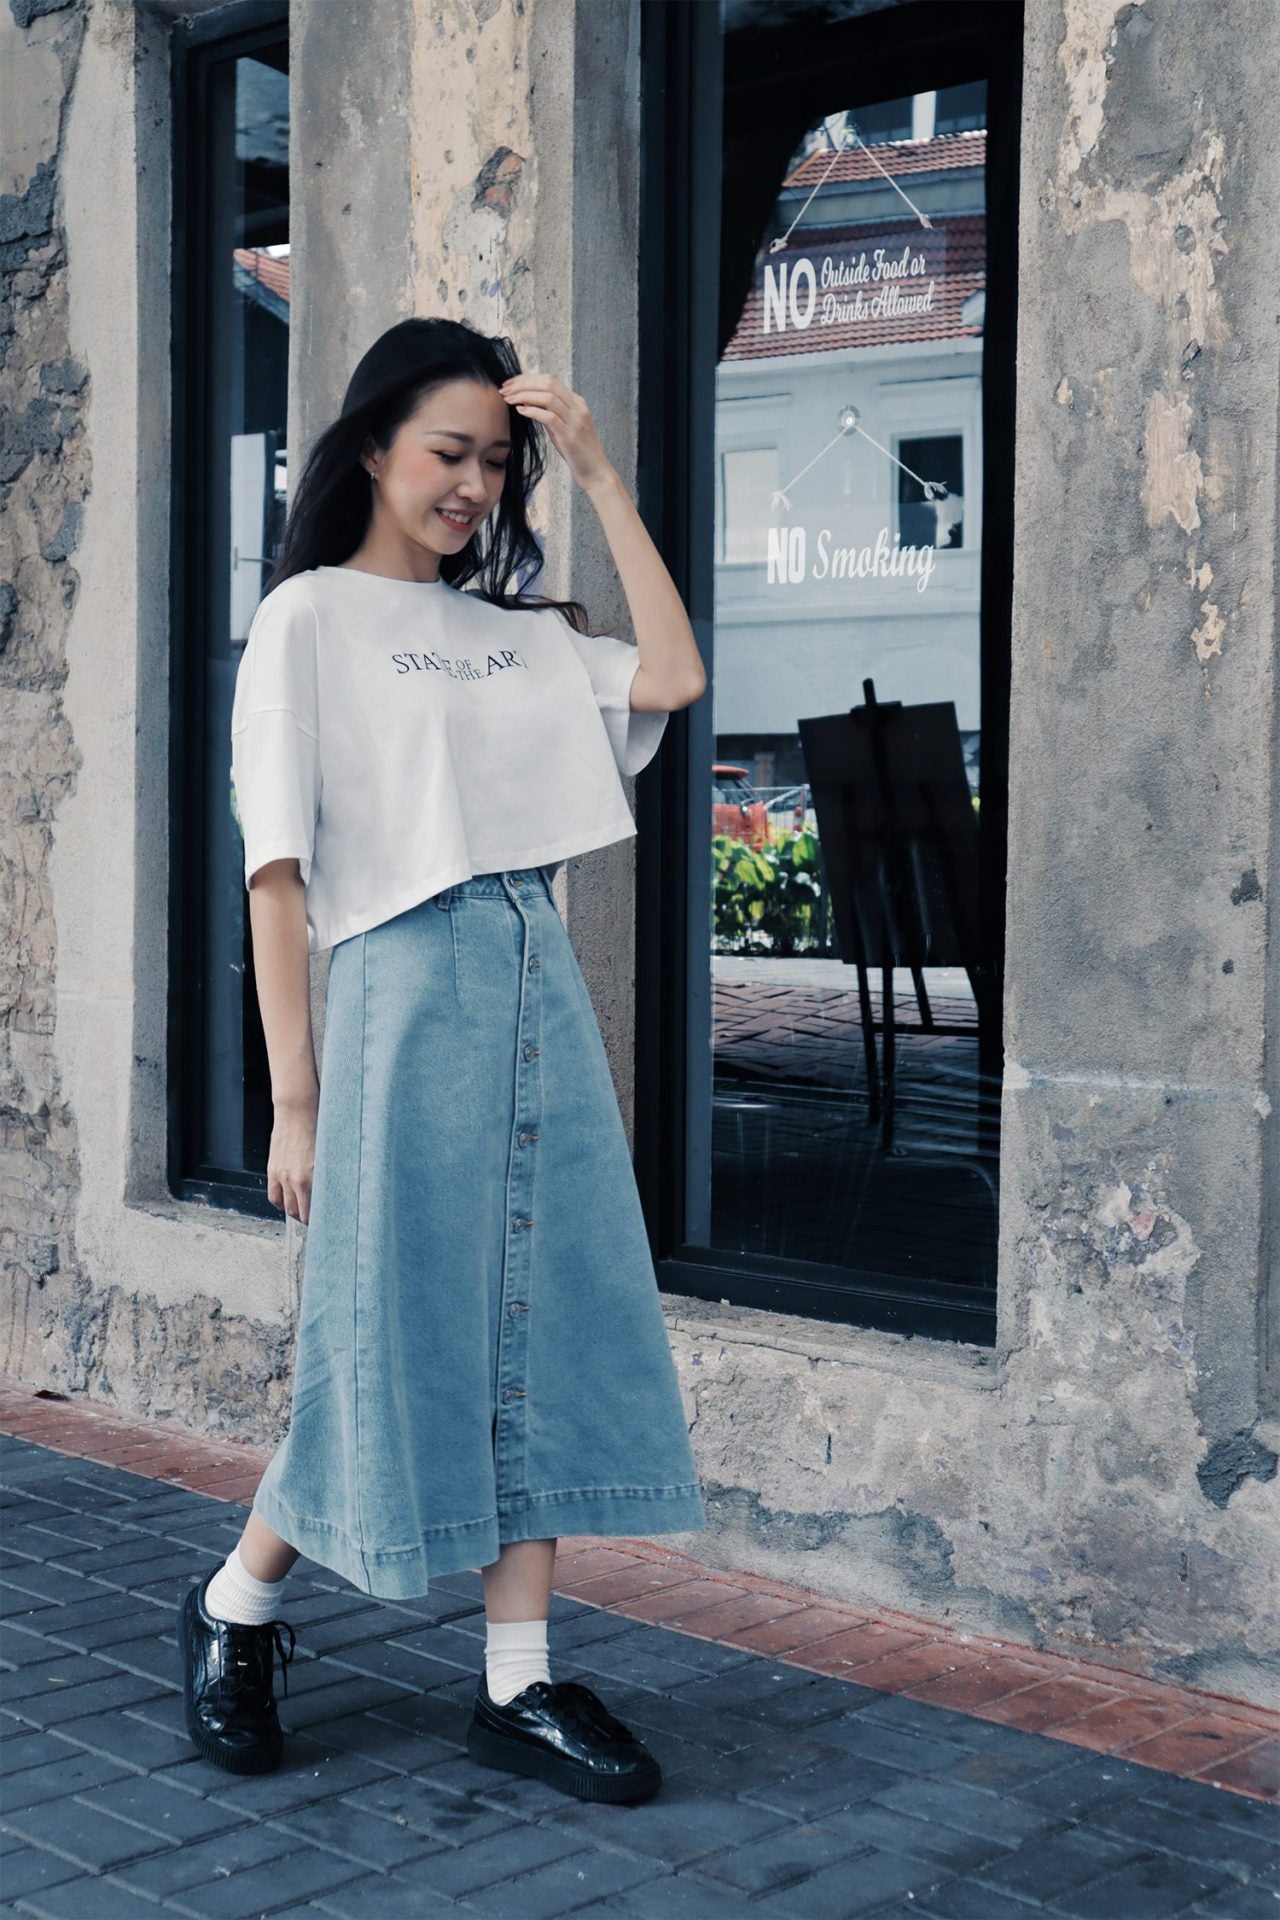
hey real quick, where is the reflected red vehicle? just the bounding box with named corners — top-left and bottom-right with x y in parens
top-left (712, 764), bottom-right (771, 849)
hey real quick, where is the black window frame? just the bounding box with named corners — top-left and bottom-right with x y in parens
top-left (168, 0), bottom-right (289, 1219)
top-left (635, 0), bottom-right (1022, 1346)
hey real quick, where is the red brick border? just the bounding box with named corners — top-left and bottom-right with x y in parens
top-left (2, 1379), bottom-right (1275, 1803)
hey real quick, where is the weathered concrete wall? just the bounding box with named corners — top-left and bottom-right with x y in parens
top-left (669, 0), bottom-right (1280, 1707)
top-left (2, 0), bottom-right (1275, 1707)
top-left (2, 0), bottom-right (94, 1392)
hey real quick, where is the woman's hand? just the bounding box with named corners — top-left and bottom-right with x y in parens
top-left (268, 1091), bottom-right (318, 1225)
top-left (499, 371), bottom-right (616, 494)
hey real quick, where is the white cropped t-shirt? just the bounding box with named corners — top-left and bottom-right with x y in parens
top-left (229, 564), bottom-right (669, 954)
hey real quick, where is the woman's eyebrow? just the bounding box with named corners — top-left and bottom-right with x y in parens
top-left (427, 430), bottom-right (513, 450)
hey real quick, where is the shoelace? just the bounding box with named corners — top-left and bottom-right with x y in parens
top-left (551, 1679), bottom-right (636, 1742)
top-left (220, 1617), bottom-right (297, 1704)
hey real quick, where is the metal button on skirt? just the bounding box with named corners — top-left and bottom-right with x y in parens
top-left (251, 864), bottom-right (708, 1598)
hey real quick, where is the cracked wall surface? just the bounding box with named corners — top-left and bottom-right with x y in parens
top-left (1, 0), bottom-right (1276, 1707)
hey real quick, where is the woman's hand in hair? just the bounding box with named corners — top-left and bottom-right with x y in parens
top-left (498, 372), bottom-right (616, 495)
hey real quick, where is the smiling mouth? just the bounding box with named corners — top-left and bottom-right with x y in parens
top-left (436, 507), bottom-right (477, 529)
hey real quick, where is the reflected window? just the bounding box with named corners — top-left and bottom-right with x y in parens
top-left (643, 1), bottom-right (1021, 1343)
top-left (720, 447), bottom-right (781, 563)
top-left (172, 16), bottom-right (288, 1213)
top-left (897, 434), bottom-right (964, 548)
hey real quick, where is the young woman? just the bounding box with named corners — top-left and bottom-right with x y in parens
top-left (180, 316), bottom-right (708, 1805)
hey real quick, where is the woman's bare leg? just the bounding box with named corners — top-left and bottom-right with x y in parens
top-left (481, 1538), bottom-right (556, 1621)
top-left (237, 1510), bottom-right (301, 1584)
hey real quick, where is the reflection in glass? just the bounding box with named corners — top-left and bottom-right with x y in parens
top-left (702, 82), bottom-right (1000, 1297)
top-left (202, 49), bottom-right (289, 1182)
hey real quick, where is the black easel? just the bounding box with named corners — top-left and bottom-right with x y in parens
top-left (798, 678), bottom-right (999, 1149)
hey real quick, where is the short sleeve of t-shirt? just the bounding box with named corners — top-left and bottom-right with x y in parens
top-left (555, 615), bottom-right (669, 778)
top-left (230, 585), bottom-right (322, 888)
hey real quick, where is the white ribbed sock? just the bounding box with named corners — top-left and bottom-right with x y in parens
top-left (484, 1617), bottom-right (551, 1705)
top-left (204, 1543), bottom-right (289, 1626)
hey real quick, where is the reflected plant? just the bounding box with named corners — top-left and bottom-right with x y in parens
top-left (712, 828), bottom-right (830, 956)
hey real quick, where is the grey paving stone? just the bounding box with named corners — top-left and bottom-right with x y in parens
top-left (0, 1842), bottom-right (82, 1901)
top-left (969, 1821), bottom-right (1144, 1901)
top-left (1048, 1850), bottom-right (1237, 1916)
top-left (538, 1783), bottom-right (795, 1869)
top-left (8, 1594), bottom-right (151, 1653)
top-left (811, 1713), bottom-right (979, 1777)
top-left (566, 1635), bottom-right (733, 1695)
top-left (867, 1773), bottom-right (1064, 1846)
top-left (162, 1847), bottom-right (369, 1919)
top-left (54, 1702), bottom-right (196, 1771)
top-left (1, 1650), bottom-right (125, 1700)
top-left (684, 1814), bottom-right (872, 1893)
top-left (575, 1872), bottom-right (774, 1919)
top-left (308, 1707), bottom-right (454, 1772)
top-left (3, 1667), bottom-right (170, 1728)
top-left (850, 1691), bottom-right (1019, 1750)
top-left (56, 1531), bottom-right (211, 1573)
top-left (542, 1606), bottom-right (659, 1652)
top-left (79, 1552), bottom-right (222, 1594)
top-left (199, 1745), bottom-right (393, 1819)
top-left (278, 1674), bottom-right (423, 1733)
top-left (362, 1687), bottom-right (469, 1749)
top-left (92, 1632), bottom-right (184, 1687)
top-left (1, 1794), bottom-right (178, 1873)
top-left (312, 1637), bottom-right (460, 1692)
top-left (816, 1801), bottom-right (1019, 1873)
top-left (285, 1609), bottom-right (403, 1657)
top-left (460, 1844), bottom-right (660, 1917)
top-left (264, 1796), bottom-right (451, 1870)
top-left (380, 1821), bottom-right (584, 1899)
top-left (1088, 1793), bottom-right (1280, 1881)
top-left (108, 1819), bottom-right (303, 1898)
top-left (630, 1630), bottom-right (762, 1678)
top-left (1006, 1750), bottom-right (1170, 1818)
top-left (0, 1729), bottom-right (70, 1776)
top-left (0, 1567), bottom-right (113, 1608)
top-left (1, 1746), bottom-right (127, 1809)
top-left (670, 1655), bottom-right (852, 1718)
top-left (309, 1875), bottom-right (465, 1916)
top-left (933, 1731), bottom-right (1094, 1794)
top-left (738, 1750), bottom-right (907, 1821)
top-left (73, 1771), bottom-right (245, 1844)
top-left (1140, 1772), bottom-right (1280, 1838)
top-left (1188, 1882), bottom-right (1280, 1918)
top-left (338, 1771), bottom-right (511, 1846)
top-left (3, 1870), bottom-right (163, 1919)
top-left (662, 1728), bottom-right (851, 1795)
top-left (915, 1878), bottom-right (1067, 1918)
top-left (756, 1846), bottom-right (956, 1918)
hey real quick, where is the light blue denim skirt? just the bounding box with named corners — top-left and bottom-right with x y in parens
top-left (251, 864), bottom-right (707, 1598)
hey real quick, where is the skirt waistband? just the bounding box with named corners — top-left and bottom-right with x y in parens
top-left (435, 866), bottom-right (555, 907)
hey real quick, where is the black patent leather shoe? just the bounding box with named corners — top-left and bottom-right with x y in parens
top-left (466, 1674), bottom-right (662, 1803)
top-left (179, 1570), bottom-right (297, 1774)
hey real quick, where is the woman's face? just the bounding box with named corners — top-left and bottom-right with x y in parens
top-left (362, 378), bottom-right (512, 558)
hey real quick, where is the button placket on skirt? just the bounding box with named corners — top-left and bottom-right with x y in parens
top-left (492, 868), bottom-right (543, 1514)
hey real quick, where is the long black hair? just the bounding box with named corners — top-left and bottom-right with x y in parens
top-left (264, 315), bottom-right (589, 632)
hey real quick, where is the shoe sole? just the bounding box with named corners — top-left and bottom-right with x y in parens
top-left (467, 1720), bottom-right (662, 1803)
top-left (179, 1585), bottom-right (285, 1776)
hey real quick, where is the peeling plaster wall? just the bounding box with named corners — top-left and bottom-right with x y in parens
top-left (2, 0), bottom-right (1276, 1706)
top-left (657, 0), bottom-right (1277, 1704)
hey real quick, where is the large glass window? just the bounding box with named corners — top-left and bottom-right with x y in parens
top-left (171, 14), bottom-right (288, 1212)
top-left (640, 2), bottom-right (1021, 1342)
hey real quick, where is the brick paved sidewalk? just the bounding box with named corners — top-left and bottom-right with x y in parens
top-left (2, 1399), bottom-right (1277, 1918)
